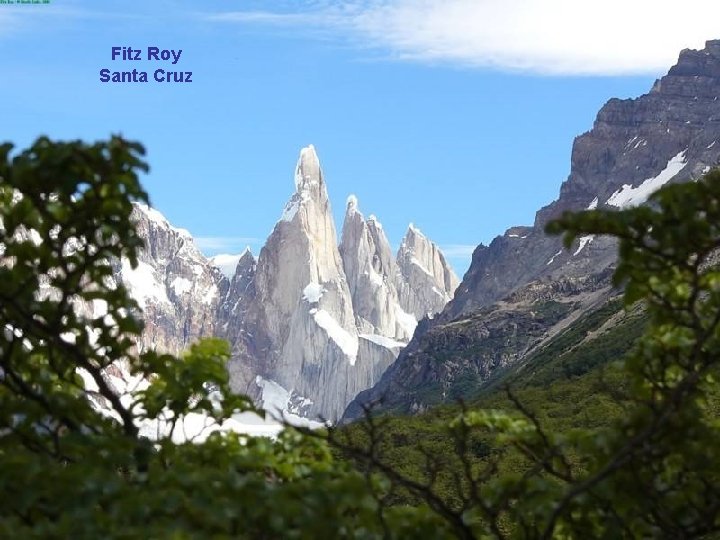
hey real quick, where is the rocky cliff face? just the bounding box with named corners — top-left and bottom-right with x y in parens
top-left (449, 40), bottom-right (720, 319)
top-left (395, 224), bottom-right (459, 320)
top-left (113, 147), bottom-right (457, 422)
top-left (224, 146), bottom-right (458, 421)
top-left (343, 39), bottom-right (720, 420)
top-left (117, 204), bottom-right (225, 355)
top-left (340, 197), bottom-right (418, 341)
top-left (228, 146), bottom-right (364, 420)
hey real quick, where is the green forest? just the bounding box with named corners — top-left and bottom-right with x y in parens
top-left (2, 136), bottom-right (720, 538)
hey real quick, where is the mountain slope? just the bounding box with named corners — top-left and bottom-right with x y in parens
top-left (343, 39), bottom-right (720, 421)
top-left (118, 204), bottom-right (226, 355)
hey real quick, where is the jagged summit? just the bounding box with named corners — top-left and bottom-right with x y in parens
top-left (234, 248), bottom-right (255, 272)
top-left (280, 145), bottom-right (331, 223)
top-left (294, 144), bottom-right (324, 192)
top-left (407, 222), bottom-right (422, 235)
top-left (133, 202), bottom-right (193, 240)
top-left (121, 146), bottom-right (458, 422)
top-left (401, 222), bottom-right (427, 249)
top-left (346, 193), bottom-right (359, 212)
top-left (395, 221), bottom-right (459, 318)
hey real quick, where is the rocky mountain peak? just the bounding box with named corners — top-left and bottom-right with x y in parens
top-left (444, 40), bottom-right (720, 319)
top-left (117, 203), bottom-right (223, 355)
top-left (665, 39), bottom-right (720, 79)
top-left (402, 222), bottom-right (423, 244)
top-left (233, 247), bottom-right (255, 276)
top-left (238, 245), bottom-right (253, 260)
top-left (339, 195), bottom-right (407, 338)
top-left (293, 144), bottom-right (326, 197)
top-left (394, 222), bottom-right (459, 320)
top-left (397, 223), bottom-right (458, 296)
top-left (346, 193), bottom-right (359, 214)
top-left (279, 145), bottom-right (331, 224)
top-left (117, 147), bottom-right (458, 423)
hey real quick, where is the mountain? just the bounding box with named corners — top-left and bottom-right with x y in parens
top-left (113, 146), bottom-right (457, 422)
top-left (343, 39), bottom-right (720, 420)
top-left (117, 204), bottom-right (225, 355)
top-left (221, 146), bottom-right (458, 421)
top-left (394, 223), bottom-right (459, 320)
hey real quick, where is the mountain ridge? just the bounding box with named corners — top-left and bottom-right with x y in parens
top-left (343, 39), bottom-right (720, 421)
top-left (109, 146), bottom-right (458, 422)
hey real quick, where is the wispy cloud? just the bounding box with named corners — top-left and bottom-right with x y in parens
top-left (205, 11), bottom-right (319, 26)
top-left (440, 244), bottom-right (476, 259)
top-left (195, 236), bottom-right (263, 253)
top-left (205, 0), bottom-right (720, 75)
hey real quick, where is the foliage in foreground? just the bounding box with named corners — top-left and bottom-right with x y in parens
top-left (2, 136), bottom-right (720, 538)
top-left (0, 137), bottom-right (446, 538)
top-left (335, 171), bottom-right (720, 538)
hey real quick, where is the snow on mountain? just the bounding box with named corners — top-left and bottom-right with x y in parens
top-left (222, 146), bottom-right (458, 421)
top-left (395, 223), bottom-right (459, 320)
top-left (116, 204), bottom-right (224, 355)
top-left (606, 149), bottom-right (688, 208)
top-left (103, 148), bottom-right (458, 423)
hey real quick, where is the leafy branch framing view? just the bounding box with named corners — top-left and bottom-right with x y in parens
top-left (1, 136), bottom-right (719, 538)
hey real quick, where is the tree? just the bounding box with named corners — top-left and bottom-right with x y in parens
top-left (0, 136), bottom-right (446, 538)
top-left (332, 170), bottom-right (720, 538)
top-left (3, 134), bottom-right (720, 538)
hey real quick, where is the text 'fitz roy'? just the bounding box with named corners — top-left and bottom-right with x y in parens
top-left (112, 46), bottom-right (183, 65)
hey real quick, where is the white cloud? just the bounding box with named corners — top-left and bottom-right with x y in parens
top-left (207, 0), bottom-right (720, 75)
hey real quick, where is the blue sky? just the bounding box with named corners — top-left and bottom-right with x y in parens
top-left (2, 0), bottom-right (719, 276)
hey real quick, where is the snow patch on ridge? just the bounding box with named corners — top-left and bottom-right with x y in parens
top-left (408, 222), bottom-right (425, 238)
top-left (311, 309), bottom-right (359, 362)
top-left (432, 286), bottom-right (447, 299)
top-left (280, 190), bottom-right (310, 223)
top-left (587, 197), bottom-right (599, 210)
top-left (360, 333), bottom-right (406, 349)
top-left (255, 376), bottom-right (325, 430)
top-left (573, 235), bottom-right (594, 256)
top-left (411, 256), bottom-right (434, 277)
top-left (171, 277), bottom-right (192, 296)
top-left (201, 284), bottom-right (218, 305)
top-left (606, 150), bottom-right (688, 208)
top-left (134, 203), bottom-right (193, 240)
top-left (367, 267), bottom-right (384, 287)
top-left (256, 376), bottom-right (291, 416)
top-left (394, 303), bottom-right (418, 337)
top-left (303, 282), bottom-right (325, 303)
top-left (547, 249), bottom-right (563, 266)
top-left (120, 259), bottom-right (170, 309)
